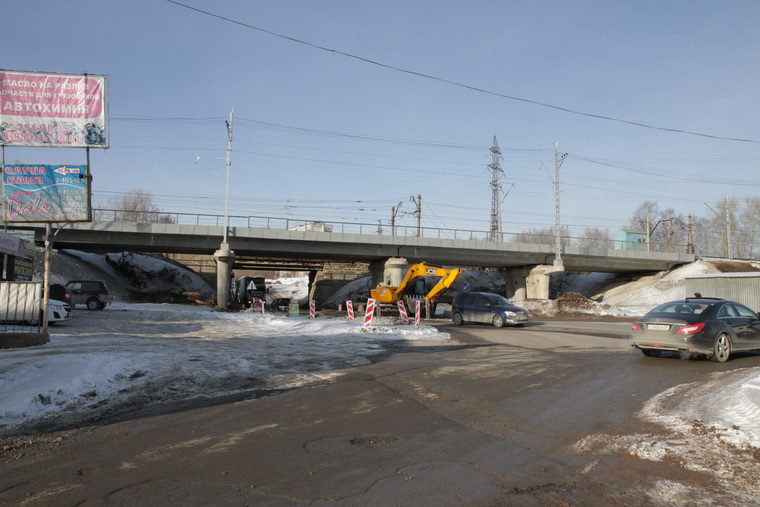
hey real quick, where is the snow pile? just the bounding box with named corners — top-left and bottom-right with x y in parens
top-left (0, 304), bottom-right (447, 437)
top-left (265, 276), bottom-right (309, 302)
top-left (642, 369), bottom-right (760, 448)
top-left (521, 292), bottom-right (617, 317)
top-left (323, 276), bottom-right (372, 307)
top-left (54, 250), bottom-right (215, 301)
top-left (597, 261), bottom-right (716, 311)
top-left (574, 367), bottom-right (760, 498)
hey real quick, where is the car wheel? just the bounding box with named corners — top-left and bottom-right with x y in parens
top-left (710, 333), bottom-right (731, 363)
top-left (86, 298), bottom-right (102, 311)
top-left (492, 314), bottom-right (505, 328)
top-left (452, 312), bottom-right (464, 326)
top-left (641, 348), bottom-right (661, 358)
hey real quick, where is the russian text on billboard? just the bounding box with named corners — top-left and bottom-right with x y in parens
top-left (0, 70), bottom-right (108, 148)
top-left (3, 164), bottom-right (90, 222)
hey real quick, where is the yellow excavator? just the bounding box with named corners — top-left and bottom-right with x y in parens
top-left (370, 263), bottom-right (461, 313)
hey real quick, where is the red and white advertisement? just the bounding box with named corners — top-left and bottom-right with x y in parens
top-left (0, 70), bottom-right (108, 148)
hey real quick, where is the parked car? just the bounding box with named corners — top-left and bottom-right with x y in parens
top-left (44, 299), bottom-right (72, 324)
top-left (269, 298), bottom-right (292, 312)
top-left (630, 296), bottom-right (760, 362)
top-left (0, 282), bottom-right (71, 325)
top-left (49, 283), bottom-right (71, 305)
top-left (451, 292), bottom-right (529, 327)
top-left (65, 280), bottom-right (112, 310)
top-left (45, 283), bottom-right (72, 324)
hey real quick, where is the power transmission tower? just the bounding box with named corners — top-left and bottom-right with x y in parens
top-left (488, 136), bottom-right (504, 242)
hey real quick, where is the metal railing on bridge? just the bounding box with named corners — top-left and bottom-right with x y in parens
top-left (92, 208), bottom-right (691, 254)
top-left (93, 208), bottom-right (494, 242)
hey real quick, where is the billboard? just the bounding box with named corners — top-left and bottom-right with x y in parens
top-left (0, 70), bottom-right (108, 148)
top-left (0, 231), bottom-right (33, 260)
top-left (2, 164), bottom-right (90, 222)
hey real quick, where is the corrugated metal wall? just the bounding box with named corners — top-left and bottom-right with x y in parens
top-left (685, 275), bottom-right (760, 311)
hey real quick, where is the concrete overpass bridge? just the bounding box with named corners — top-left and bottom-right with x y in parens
top-left (17, 220), bottom-right (695, 304)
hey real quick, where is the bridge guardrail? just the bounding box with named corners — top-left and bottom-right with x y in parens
top-left (90, 208), bottom-right (692, 253)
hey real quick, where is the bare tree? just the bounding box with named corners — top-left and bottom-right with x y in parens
top-left (513, 226), bottom-right (571, 246)
top-left (737, 196), bottom-right (760, 259)
top-left (96, 189), bottom-right (175, 224)
top-left (702, 197), bottom-right (738, 258)
top-left (628, 201), bottom-right (688, 253)
top-left (691, 215), bottom-right (715, 257)
top-left (578, 227), bottom-right (612, 249)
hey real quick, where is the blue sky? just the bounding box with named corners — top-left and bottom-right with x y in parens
top-left (2, 1), bottom-right (759, 239)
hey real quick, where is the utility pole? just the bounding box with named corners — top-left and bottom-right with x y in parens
top-left (726, 196), bottom-right (732, 259)
top-left (687, 214), bottom-right (694, 254)
top-left (488, 136), bottom-right (503, 242)
top-left (410, 194), bottom-right (422, 237)
top-left (223, 108), bottom-right (233, 244)
top-left (416, 194), bottom-right (421, 237)
top-left (214, 107), bottom-right (236, 309)
top-left (553, 141), bottom-right (567, 269)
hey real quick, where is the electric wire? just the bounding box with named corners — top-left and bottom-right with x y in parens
top-left (165, 0), bottom-right (760, 145)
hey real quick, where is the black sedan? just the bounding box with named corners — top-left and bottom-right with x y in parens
top-left (630, 297), bottom-right (760, 362)
top-left (269, 298), bottom-right (292, 312)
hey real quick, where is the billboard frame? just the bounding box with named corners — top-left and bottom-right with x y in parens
top-left (0, 69), bottom-right (109, 149)
top-left (2, 163), bottom-right (91, 223)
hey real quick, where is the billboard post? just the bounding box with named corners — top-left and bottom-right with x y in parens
top-left (0, 69), bottom-right (107, 337)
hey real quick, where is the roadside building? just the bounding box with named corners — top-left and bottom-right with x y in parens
top-left (614, 229), bottom-right (647, 251)
top-left (0, 231), bottom-right (35, 281)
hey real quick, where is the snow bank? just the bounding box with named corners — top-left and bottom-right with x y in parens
top-left (642, 367), bottom-right (760, 448)
top-left (0, 304), bottom-right (447, 436)
top-left (600, 260), bottom-right (716, 311)
top-left (60, 250), bottom-right (214, 299)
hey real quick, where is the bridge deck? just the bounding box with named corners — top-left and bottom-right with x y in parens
top-left (17, 221), bottom-right (694, 273)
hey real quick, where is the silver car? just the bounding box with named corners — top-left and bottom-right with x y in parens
top-left (451, 292), bottom-right (529, 327)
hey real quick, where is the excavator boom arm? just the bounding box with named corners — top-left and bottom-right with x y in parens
top-left (424, 267), bottom-right (461, 301)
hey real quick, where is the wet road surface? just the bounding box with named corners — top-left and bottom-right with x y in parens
top-left (2, 320), bottom-right (758, 505)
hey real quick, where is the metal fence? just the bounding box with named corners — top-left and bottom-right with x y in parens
top-left (92, 208), bottom-right (494, 241)
top-left (0, 281), bottom-right (44, 336)
top-left (91, 208), bottom-right (694, 252)
top-left (685, 274), bottom-right (760, 312)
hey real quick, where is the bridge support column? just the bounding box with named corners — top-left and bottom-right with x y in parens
top-left (370, 257), bottom-right (409, 288)
top-left (309, 262), bottom-right (371, 307)
top-left (502, 264), bottom-right (555, 301)
top-left (214, 243), bottom-right (235, 309)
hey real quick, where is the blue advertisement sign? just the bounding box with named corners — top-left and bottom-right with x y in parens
top-left (2, 164), bottom-right (90, 222)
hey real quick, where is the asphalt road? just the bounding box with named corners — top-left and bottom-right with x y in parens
top-left (1, 320), bottom-right (756, 505)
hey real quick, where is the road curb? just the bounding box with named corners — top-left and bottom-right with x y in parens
top-left (531, 325), bottom-right (629, 339)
